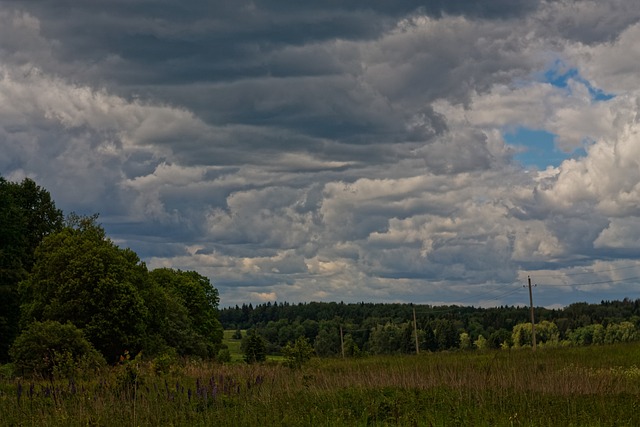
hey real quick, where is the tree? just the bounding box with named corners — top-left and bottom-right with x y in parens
top-left (243, 331), bottom-right (267, 363)
top-left (342, 333), bottom-right (361, 357)
top-left (431, 319), bottom-right (460, 350)
top-left (149, 268), bottom-right (223, 357)
top-left (605, 321), bottom-right (637, 344)
top-left (314, 327), bottom-right (340, 357)
top-left (422, 325), bottom-right (438, 352)
top-left (368, 323), bottom-right (413, 354)
top-left (512, 323), bottom-right (533, 348)
top-left (19, 216), bottom-right (149, 362)
top-left (149, 288), bottom-right (210, 357)
top-left (474, 335), bottom-right (488, 350)
top-left (0, 177), bottom-right (63, 362)
top-left (459, 332), bottom-right (472, 350)
top-left (10, 320), bottom-right (105, 378)
top-left (282, 337), bottom-right (314, 368)
top-left (487, 328), bottom-right (511, 349)
top-left (536, 321), bottom-right (560, 347)
top-left (512, 321), bottom-right (560, 348)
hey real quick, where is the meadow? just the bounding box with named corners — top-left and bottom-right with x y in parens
top-left (2, 341), bottom-right (640, 426)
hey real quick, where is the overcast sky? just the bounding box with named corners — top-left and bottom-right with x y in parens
top-left (2, 1), bottom-right (640, 308)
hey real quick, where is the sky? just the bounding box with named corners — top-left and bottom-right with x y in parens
top-left (2, 1), bottom-right (640, 309)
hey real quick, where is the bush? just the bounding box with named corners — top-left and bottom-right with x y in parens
top-left (282, 337), bottom-right (314, 369)
top-left (9, 320), bottom-right (105, 378)
top-left (152, 349), bottom-right (178, 375)
top-left (217, 348), bottom-right (232, 363)
top-left (0, 363), bottom-right (15, 379)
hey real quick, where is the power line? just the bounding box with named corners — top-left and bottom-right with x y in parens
top-left (537, 275), bottom-right (640, 288)
top-left (531, 264), bottom-right (639, 279)
top-left (489, 286), bottom-right (524, 301)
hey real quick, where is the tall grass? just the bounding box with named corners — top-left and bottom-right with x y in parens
top-left (2, 343), bottom-right (640, 426)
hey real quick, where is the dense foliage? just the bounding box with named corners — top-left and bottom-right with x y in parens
top-left (9, 320), bottom-right (105, 378)
top-left (0, 175), bottom-right (223, 371)
top-left (19, 215), bottom-right (152, 362)
top-left (221, 298), bottom-right (640, 355)
top-left (0, 177), bottom-right (64, 362)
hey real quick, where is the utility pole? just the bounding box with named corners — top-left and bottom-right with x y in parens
top-left (413, 307), bottom-right (420, 355)
top-left (340, 325), bottom-right (345, 358)
top-left (528, 276), bottom-right (537, 351)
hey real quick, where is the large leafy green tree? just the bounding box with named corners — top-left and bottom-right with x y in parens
top-left (19, 215), bottom-right (149, 362)
top-left (149, 268), bottom-right (223, 357)
top-left (0, 177), bottom-right (63, 362)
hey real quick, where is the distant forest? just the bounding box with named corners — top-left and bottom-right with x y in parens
top-left (220, 299), bottom-right (640, 355)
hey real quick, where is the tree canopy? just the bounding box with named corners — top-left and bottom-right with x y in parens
top-left (0, 177), bottom-right (63, 362)
top-left (19, 216), bottom-right (151, 362)
top-left (0, 175), bottom-right (223, 366)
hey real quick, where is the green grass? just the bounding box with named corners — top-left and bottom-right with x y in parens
top-left (222, 329), bottom-right (245, 362)
top-left (3, 343), bottom-right (640, 426)
top-left (222, 329), bottom-right (286, 363)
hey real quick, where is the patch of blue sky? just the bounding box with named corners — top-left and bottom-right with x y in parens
top-left (543, 60), bottom-right (614, 101)
top-left (504, 61), bottom-right (607, 169)
top-left (504, 127), bottom-right (587, 169)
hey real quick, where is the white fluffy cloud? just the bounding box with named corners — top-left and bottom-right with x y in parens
top-left (2, 1), bottom-right (640, 307)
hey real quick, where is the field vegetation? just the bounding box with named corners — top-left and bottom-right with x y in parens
top-left (2, 342), bottom-right (640, 426)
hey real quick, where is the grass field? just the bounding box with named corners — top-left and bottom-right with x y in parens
top-left (222, 329), bottom-right (245, 362)
top-left (222, 329), bottom-right (285, 362)
top-left (2, 342), bottom-right (640, 426)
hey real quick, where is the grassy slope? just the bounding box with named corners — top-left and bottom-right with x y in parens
top-left (222, 329), bottom-right (245, 362)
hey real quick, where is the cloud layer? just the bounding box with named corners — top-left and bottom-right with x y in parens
top-left (2, 1), bottom-right (640, 307)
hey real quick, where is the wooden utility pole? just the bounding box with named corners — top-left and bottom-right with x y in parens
top-left (413, 307), bottom-right (420, 355)
top-left (340, 325), bottom-right (345, 358)
top-left (528, 276), bottom-right (537, 351)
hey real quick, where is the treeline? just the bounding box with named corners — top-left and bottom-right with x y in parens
top-left (221, 299), bottom-right (640, 355)
top-left (0, 176), bottom-right (224, 375)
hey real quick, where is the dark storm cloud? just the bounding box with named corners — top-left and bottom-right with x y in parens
top-left (2, 0), bottom-right (640, 308)
top-left (1, 0), bottom-right (538, 165)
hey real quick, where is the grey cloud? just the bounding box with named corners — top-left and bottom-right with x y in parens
top-left (536, 0), bottom-right (640, 44)
top-left (3, 0), bottom-right (640, 308)
top-left (418, 130), bottom-right (494, 174)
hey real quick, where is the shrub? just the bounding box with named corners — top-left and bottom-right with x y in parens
top-left (9, 320), bottom-right (105, 378)
top-left (282, 337), bottom-right (314, 369)
top-left (152, 349), bottom-right (178, 375)
top-left (217, 348), bottom-right (232, 363)
top-left (0, 363), bottom-right (15, 379)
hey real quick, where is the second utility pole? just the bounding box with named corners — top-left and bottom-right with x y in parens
top-left (528, 275), bottom-right (537, 351)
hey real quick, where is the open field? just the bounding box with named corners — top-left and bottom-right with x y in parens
top-left (222, 329), bottom-right (285, 362)
top-left (2, 343), bottom-right (640, 426)
top-left (222, 329), bottom-right (245, 362)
